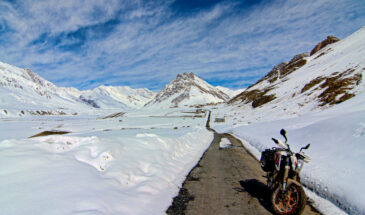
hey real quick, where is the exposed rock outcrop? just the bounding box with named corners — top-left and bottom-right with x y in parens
top-left (229, 30), bottom-right (363, 111)
top-left (229, 53), bottom-right (309, 108)
top-left (254, 53), bottom-right (309, 85)
top-left (310, 36), bottom-right (340, 56)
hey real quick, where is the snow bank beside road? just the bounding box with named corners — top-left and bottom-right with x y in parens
top-left (0, 127), bottom-right (213, 215)
top-left (213, 108), bottom-right (365, 215)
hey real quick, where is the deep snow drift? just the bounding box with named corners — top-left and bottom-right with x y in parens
top-left (0, 109), bottom-right (212, 215)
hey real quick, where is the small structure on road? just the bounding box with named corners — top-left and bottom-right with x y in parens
top-left (214, 117), bottom-right (225, 123)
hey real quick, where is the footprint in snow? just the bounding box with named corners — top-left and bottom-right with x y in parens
top-left (354, 123), bottom-right (365, 137)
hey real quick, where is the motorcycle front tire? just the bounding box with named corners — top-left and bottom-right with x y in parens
top-left (271, 183), bottom-right (306, 215)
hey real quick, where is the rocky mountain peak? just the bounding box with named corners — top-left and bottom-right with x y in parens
top-left (171, 72), bottom-right (196, 87)
top-left (310, 35), bottom-right (340, 56)
top-left (145, 72), bottom-right (230, 108)
top-left (176, 72), bottom-right (195, 80)
top-left (247, 52), bottom-right (309, 89)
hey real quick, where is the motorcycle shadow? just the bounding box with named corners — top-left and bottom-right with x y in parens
top-left (238, 179), bottom-right (273, 212)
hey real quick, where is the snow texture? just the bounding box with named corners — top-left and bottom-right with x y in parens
top-left (0, 110), bottom-right (213, 215)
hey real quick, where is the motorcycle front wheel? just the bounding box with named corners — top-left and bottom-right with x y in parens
top-left (271, 183), bottom-right (306, 215)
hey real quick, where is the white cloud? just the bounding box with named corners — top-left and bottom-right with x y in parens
top-left (0, 0), bottom-right (364, 90)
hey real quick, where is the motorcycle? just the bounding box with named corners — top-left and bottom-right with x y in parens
top-left (260, 129), bottom-right (311, 215)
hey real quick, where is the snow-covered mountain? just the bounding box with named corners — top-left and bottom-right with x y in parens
top-left (68, 86), bottom-right (155, 110)
top-left (145, 72), bottom-right (230, 108)
top-left (0, 61), bottom-right (236, 115)
top-left (0, 62), bottom-right (155, 116)
top-left (0, 62), bottom-right (89, 116)
top-left (216, 86), bottom-right (245, 99)
top-left (228, 27), bottom-right (365, 120)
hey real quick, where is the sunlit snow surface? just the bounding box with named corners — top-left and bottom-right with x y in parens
top-left (0, 109), bottom-right (212, 215)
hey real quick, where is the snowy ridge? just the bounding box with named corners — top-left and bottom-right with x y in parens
top-left (229, 26), bottom-right (365, 120)
top-left (0, 61), bottom-right (89, 116)
top-left (0, 62), bottom-right (56, 98)
top-left (66, 85), bottom-right (155, 110)
top-left (0, 63), bottom-right (234, 115)
top-left (0, 62), bottom-right (57, 94)
top-left (145, 72), bottom-right (230, 108)
top-left (216, 86), bottom-right (245, 99)
top-left (0, 62), bottom-right (156, 116)
top-left (83, 86), bottom-right (155, 109)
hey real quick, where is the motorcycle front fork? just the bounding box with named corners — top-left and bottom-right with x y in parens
top-left (267, 160), bottom-right (290, 192)
top-left (282, 158), bottom-right (290, 192)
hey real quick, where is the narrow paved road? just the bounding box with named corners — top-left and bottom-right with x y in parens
top-left (167, 111), bottom-right (321, 215)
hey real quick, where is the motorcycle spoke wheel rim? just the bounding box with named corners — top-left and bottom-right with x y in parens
top-left (274, 185), bottom-right (300, 213)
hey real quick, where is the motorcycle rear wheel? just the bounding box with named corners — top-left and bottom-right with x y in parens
top-left (271, 183), bottom-right (306, 215)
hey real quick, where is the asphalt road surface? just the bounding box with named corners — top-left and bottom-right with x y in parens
top-left (167, 112), bottom-right (321, 215)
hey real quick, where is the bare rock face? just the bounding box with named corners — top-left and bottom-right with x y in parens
top-left (229, 88), bottom-right (276, 108)
top-left (310, 36), bottom-right (340, 56)
top-left (300, 68), bottom-right (362, 106)
top-left (252, 52), bottom-right (309, 86)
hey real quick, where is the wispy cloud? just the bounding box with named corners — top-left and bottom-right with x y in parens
top-left (0, 0), bottom-right (364, 90)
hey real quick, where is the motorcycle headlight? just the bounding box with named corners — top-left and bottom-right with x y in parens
top-left (296, 160), bottom-right (304, 172)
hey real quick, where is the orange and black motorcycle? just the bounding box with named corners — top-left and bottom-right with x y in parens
top-left (260, 129), bottom-right (310, 215)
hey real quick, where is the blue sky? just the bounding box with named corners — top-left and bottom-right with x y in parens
top-left (0, 0), bottom-right (364, 91)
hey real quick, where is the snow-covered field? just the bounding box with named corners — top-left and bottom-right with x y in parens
top-left (0, 109), bottom-right (213, 215)
top-left (212, 91), bottom-right (365, 215)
